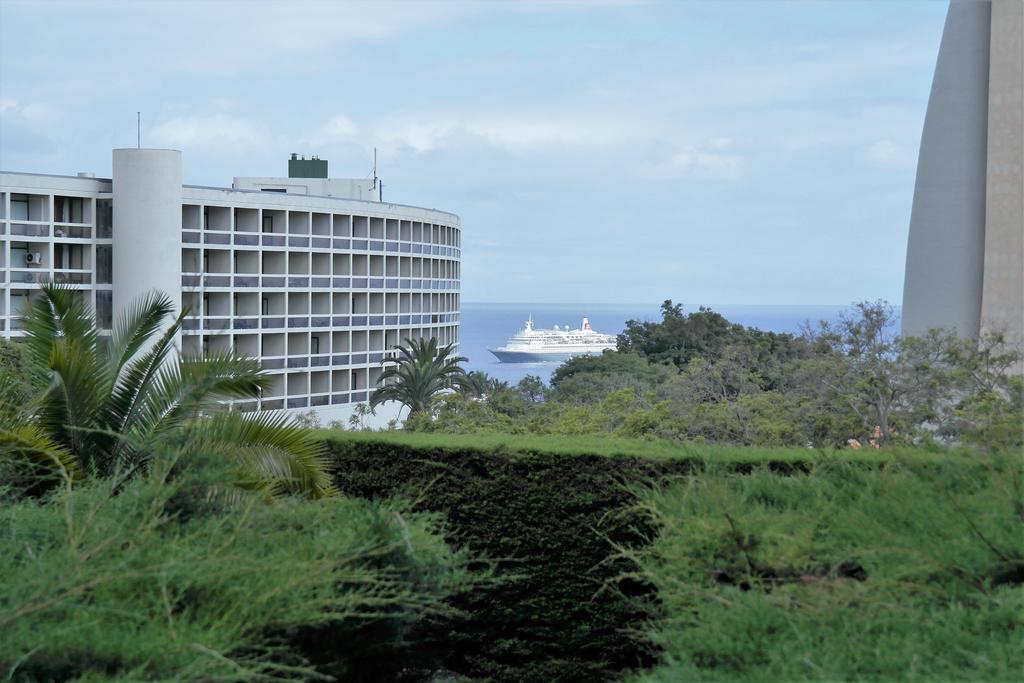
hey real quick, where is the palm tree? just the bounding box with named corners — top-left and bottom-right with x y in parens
top-left (0, 284), bottom-right (334, 498)
top-left (370, 337), bottom-right (470, 420)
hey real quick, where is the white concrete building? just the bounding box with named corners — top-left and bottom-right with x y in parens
top-left (0, 149), bottom-right (461, 422)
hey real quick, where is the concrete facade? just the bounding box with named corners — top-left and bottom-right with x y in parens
top-left (902, 0), bottom-right (1024, 353)
top-left (1, 150), bottom-right (461, 424)
top-left (980, 0), bottom-right (1024, 344)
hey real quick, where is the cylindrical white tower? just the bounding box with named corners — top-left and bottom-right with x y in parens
top-left (111, 149), bottom-right (182, 330)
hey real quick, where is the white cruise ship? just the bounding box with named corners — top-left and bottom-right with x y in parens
top-left (489, 317), bottom-right (617, 363)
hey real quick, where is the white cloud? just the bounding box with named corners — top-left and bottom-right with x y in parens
top-left (149, 113), bottom-right (270, 152)
top-left (320, 115), bottom-right (358, 140)
top-left (865, 139), bottom-right (914, 169)
top-left (646, 146), bottom-right (745, 180)
top-left (0, 98), bottom-right (61, 127)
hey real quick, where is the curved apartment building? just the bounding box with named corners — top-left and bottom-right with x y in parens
top-left (0, 149), bottom-right (461, 421)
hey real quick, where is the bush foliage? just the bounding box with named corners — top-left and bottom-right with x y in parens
top-left (628, 455), bottom-right (1024, 682)
top-left (0, 454), bottom-right (475, 681)
top-left (323, 432), bottom-right (1003, 682)
top-left (411, 301), bottom-right (1023, 452)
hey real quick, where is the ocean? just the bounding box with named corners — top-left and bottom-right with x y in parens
top-left (460, 302), bottom-right (872, 384)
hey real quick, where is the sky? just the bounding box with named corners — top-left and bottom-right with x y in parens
top-left (0, 0), bottom-right (949, 306)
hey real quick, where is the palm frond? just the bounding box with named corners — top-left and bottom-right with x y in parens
top-left (0, 423), bottom-right (82, 497)
top-left (104, 308), bottom-right (187, 465)
top-left (138, 351), bottom-right (272, 443)
top-left (188, 411), bottom-right (336, 499)
top-left (21, 284), bottom-right (99, 372)
top-left (35, 337), bottom-right (108, 470)
top-left (370, 337), bottom-right (469, 416)
top-left (106, 290), bottom-right (176, 377)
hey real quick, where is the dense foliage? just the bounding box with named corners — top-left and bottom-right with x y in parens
top-left (369, 337), bottom-right (470, 419)
top-left (324, 432), bottom-right (982, 682)
top-left (0, 289), bottom-right (480, 681)
top-left (410, 301), bottom-right (1023, 451)
top-left (629, 455), bottom-right (1024, 681)
top-left (0, 285), bottom-right (333, 498)
top-left (325, 433), bottom-right (691, 682)
top-left (0, 455), bottom-right (475, 681)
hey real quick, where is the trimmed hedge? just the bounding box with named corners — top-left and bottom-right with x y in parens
top-left (324, 432), bottom-right (947, 682)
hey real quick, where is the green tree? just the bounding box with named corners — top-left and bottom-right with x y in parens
top-left (370, 337), bottom-right (470, 420)
top-left (0, 284), bottom-right (333, 498)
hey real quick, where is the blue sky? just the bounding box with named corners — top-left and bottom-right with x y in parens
top-left (0, 0), bottom-right (948, 305)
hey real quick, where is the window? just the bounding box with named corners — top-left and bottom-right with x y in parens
top-left (96, 246), bottom-right (112, 284)
top-left (96, 291), bottom-right (113, 330)
top-left (10, 195), bottom-right (28, 221)
top-left (311, 336), bottom-right (320, 355)
top-left (262, 215), bottom-right (274, 233)
top-left (260, 188), bottom-right (286, 193)
top-left (96, 199), bottom-right (112, 238)
top-left (261, 297), bottom-right (270, 315)
top-left (55, 197), bottom-right (83, 223)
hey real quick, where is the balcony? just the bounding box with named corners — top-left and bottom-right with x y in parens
top-left (232, 317), bottom-right (259, 330)
top-left (203, 317), bottom-right (231, 330)
top-left (52, 269), bottom-right (91, 285)
top-left (203, 232), bottom-right (231, 245)
top-left (54, 224), bottom-right (92, 239)
top-left (9, 269), bottom-right (47, 284)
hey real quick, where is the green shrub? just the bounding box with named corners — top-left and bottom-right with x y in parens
top-left (629, 455), bottom-right (1024, 681)
top-left (0, 455), bottom-right (474, 681)
top-left (323, 431), bottom-right (951, 682)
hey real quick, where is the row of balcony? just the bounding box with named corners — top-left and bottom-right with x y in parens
top-left (220, 392), bottom-right (372, 411)
top-left (2, 269), bottom-right (94, 285)
top-left (243, 352), bottom-right (391, 370)
top-left (182, 231), bottom-right (459, 257)
top-left (259, 392), bottom-right (369, 410)
top-left (0, 223), bottom-right (98, 239)
top-left (181, 274), bottom-right (459, 290)
top-left (181, 313), bottom-right (459, 332)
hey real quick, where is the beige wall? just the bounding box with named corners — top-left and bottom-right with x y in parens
top-left (980, 0), bottom-right (1024, 355)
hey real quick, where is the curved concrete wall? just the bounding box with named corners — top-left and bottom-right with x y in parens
top-left (980, 0), bottom-right (1024, 347)
top-left (902, 0), bottom-right (992, 338)
top-left (112, 149), bottom-right (182, 328)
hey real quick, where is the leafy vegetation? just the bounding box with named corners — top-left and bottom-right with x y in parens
top-left (3, 289), bottom-right (1018, 682)
top-left (323, 432), bottom-right (1005, 682)
top-left (369, 337), bottom-right (471, 420)
top-left (410, 301), bottom-right (1023, 451)
top-left (628, 455), bottom-right (1024, 682)
top-left (0, 453), bottom-right (475, 681)
top-left (0, 285), bottom-right (333, 498)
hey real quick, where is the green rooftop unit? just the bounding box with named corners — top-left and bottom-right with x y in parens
top-left (288, 153), bottom-right (328, 179)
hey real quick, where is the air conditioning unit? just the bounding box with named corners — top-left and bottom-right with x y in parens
top-left (25, 252), bottom-right (42, 265)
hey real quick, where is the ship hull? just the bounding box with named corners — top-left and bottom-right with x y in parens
top-left (488, 348), bottom-right (605, 363)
